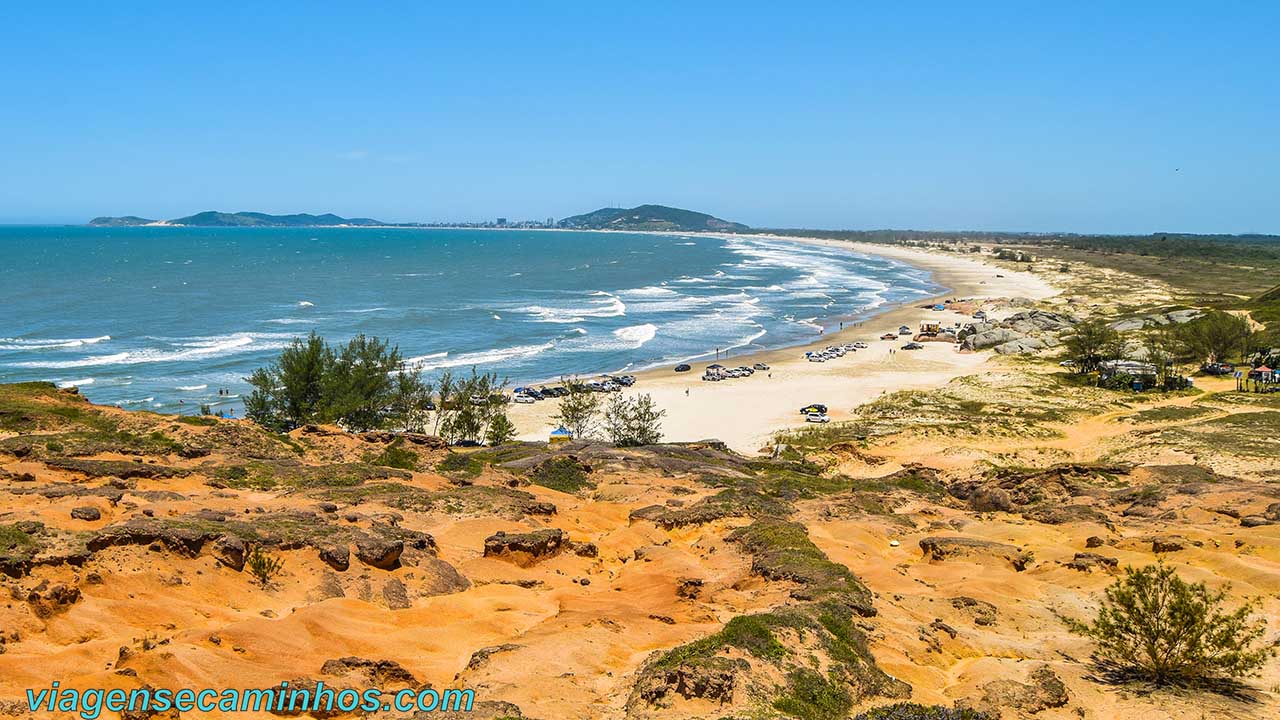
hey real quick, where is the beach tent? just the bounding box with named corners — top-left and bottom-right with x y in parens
top-left (549, 426), bottom-right (573, 445)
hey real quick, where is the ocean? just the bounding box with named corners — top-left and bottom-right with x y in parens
top-left (0, 226), bottom-right (941, 414)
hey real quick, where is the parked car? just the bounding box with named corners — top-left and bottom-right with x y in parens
top-left (513, 393), bottom-right (535, 404)
top-left (808, 354), bottom-right (825, 362)
top-left (615, 375), bottom-right (637, 386)
top-left (800, 403), bottom-right (828, 415)
top-left (753, 362), bottom-right (770, 371)
top-left (805, 412), bottom-right (830, 423)
top-left (881, 333), bottom-right (898, 340)
top-left (901, 342), bottom-right (924, 350)
top-left (1201, 362), bottom-right (1234, 376)
top-left (898, 326), bottom-right (912, 335)
top-left (674, 363), bottom-right (692, 372)
top-left (853, 342), bottom-right (869, 349)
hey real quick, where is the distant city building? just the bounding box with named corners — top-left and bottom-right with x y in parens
top-left (546, 217), bottom-right (555, 227)
top-left (496, 217), bottom-right (507, 226)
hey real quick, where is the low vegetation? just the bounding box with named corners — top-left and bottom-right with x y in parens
top-left (246, 546), bottom-right (285, 586)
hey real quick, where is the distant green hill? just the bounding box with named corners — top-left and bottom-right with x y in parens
top-left (87, 215), bottom-right (155, 227)
top-left (89, 211), bottom-right (385, 227)
top-left (557, 204), bottom-right (748, 232)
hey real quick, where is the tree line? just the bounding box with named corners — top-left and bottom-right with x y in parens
top-left (243, 332), bottom-right (516, 445)
top-left (242, 333), bottom-right (666, 447)
top-left (1062, 310), bottom-right (1271, 387)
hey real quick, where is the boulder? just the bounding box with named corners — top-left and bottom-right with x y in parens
top-left (70, 506), bottom-right (101, 522)
top-left (381, 578), bottom-right (411, 609)
top-left (318, 544), bottom-right (350, 571)
top-left (968, 486), bottom-right (1013, 513)
top-left (353, 536), bottom-right (403, 570)
top-left (418, 556), bottom-right (470, 596)
top-left (1065, 552), bottom-right (1118, 572)
top-left (212, 534), bottom-right (246, 571)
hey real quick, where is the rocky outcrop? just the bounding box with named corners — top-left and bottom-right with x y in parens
top-left (88, 519), bottom-right (217, 556)
top-left (631, 657), bottom-right (744, 707)
top-left (1108, 309), bottom-right (1203, 332)
top-left (950, 596), bottom-right (998, 626)
top-left (43, 458), bottom-right (188, 479)
top-left (320, 656), bottom-right (417, 685)
top-left (919, 536), bottom-right (1032, 571)
top-left (483, 528), bottom-right (565, 565)
top-left (959, 310), bottom-right (1078, 354)
top-left (965, 666), bottom-right (1068, 716)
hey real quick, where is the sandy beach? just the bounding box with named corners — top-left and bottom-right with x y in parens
top-left (508, 235), bottom-right (1058, 453)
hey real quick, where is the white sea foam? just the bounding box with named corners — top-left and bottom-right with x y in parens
top-left (264, 318), bottom-right (319, 325)
top-left (619, 286), bottom-right (678, 298)
top-left (297, 300), bottom-right (315, 307)
top-left (176, 384), bottom-right (208, 391)
top-left (612, 323), bottom-right (657, 347)
top-left (518, 292), bottom-right (626, 323)
top-left (0, 335), bottom-right (111, 350)
top-left (56, 378), bottom-right (94, 388)
top-left (406, 343), bottom-right (554, 371)
top-left (11, 333), bottom-right (288, 369)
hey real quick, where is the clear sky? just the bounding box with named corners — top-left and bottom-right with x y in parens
top-left (2, 2), bottom-right (1276, 233)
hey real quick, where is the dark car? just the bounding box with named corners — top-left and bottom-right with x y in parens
top-left (1200, 362), bottom-right (1234, 376)
top-left (674, 363), bottom-right (692, 372)
top-left (800, 403), bottom-right (828, 415)
top-left (901, 342), bottom-right (924, 350)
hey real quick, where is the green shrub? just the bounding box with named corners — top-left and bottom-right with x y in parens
top-left (436, 452), bottom-right (482, 478)
top-left (773, 667), bottom-right (852, 720)
top-left (364, 442), bottom-right (419, 471)
top-left (855, 704), bottom-right (993, 720)
top-left (246, 546), bottom-right (285, 586)
top-left (528, 457), bottom-right (593, 493)
top-left (1068, 563), bottom-right (1275, 685)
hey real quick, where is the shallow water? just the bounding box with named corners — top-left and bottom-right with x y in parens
top-left (0, 226), bottom-right (940, 413)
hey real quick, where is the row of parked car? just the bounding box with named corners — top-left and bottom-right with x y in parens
top-left (805, 341), bottom-right (869, 363)
top-left (511, 375), bottom-right (638, 403)
top-left (702, 362), bottom-right (769, 381)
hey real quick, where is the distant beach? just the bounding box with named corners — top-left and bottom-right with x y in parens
top-left (508, 235), bottom-right (1058, 453)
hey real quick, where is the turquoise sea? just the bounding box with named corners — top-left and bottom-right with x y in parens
top-left (0, 227), bottom-right (941, 414)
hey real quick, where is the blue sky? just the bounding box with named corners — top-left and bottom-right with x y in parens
top-left (1, 2), bottom-right (1276, 232)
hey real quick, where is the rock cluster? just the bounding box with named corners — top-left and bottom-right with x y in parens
top-left (1107, 309), bottom-right (1203, 332)
top-left (959, 310), bottom-right (1078, 354)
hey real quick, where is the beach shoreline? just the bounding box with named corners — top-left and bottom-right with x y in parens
top-left (507, 233), bottom-right (1058, 453)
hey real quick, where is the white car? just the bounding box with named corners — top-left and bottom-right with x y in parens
top-left (854, 342), bottom-right (869, 349)
top-left (753, 362), bottom-right (770, 370)
top-left (808, 355), bottom-right (825, 363)
top-left (512, 393), bottom-right (535, 404)
top-left (805, 412), bottom-right (830, 423)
